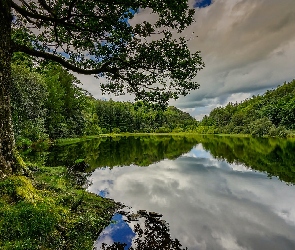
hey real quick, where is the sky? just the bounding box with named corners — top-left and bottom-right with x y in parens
top-left (76, 0), bottom-right (295, 120)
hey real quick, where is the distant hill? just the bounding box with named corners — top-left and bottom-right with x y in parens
top-left (199, 79), bottom-right (295, 137)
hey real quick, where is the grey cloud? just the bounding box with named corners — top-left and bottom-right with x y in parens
top-left (72, 0), bottom-right (295, 118)
top-left (171, 0), bottom-right (295, 114)
top-left (74, 73), bottom-right (135, 101)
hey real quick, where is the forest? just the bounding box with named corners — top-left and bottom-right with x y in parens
top-left (11, 54), bottom-right (197, 148)
top-left (198, 79), bottom-right (295, 137)
top-left (12, 52), bottom-right (295, 146)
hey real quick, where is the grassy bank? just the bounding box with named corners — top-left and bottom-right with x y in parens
top-left (53, 132), bottom-right (211, 146)
top-left (0, 164), bottom-right (119, 250)
top-left (44, 131), bottom-right (295, 148)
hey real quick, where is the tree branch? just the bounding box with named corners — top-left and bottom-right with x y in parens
top-left (37, 0), bottom-right (55, 16)
top-left (11, 1), bottom-right (96, 32)
top-left (66, 0), bottom-right (79, 20)
top-left (11, 42), bottom-right (118, 75)
top-left (12, 1), bottom-right (52, 21)
top-left (19, 0), bottom-right (38, 14)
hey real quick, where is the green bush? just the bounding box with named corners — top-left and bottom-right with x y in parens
top-left (249, 118), bottom-right (274, 137)
top-left (172, 127), bottom-right (184, 133)
top-left (0, 170), bottom-right (117, 250)
top-left (155, 127), bottom-right (171, 133)
top-left (268, 125), bottom-right (288, 138)
top-left (194, 126), bottom-right (209, 134)
top-left (15, 137), bottom-right (32, 149)
top-left (101, 128), bottom-right (109, 134)
top-left (112, 128), bottom-right (121, 134)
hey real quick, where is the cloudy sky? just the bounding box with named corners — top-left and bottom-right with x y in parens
top-left (77, 0), bottom-right (295, 120)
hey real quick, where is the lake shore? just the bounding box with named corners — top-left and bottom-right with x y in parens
top-left (53, 132), bottom-right (295, 147)
top-left (0, 163), bottom-right (120, 249)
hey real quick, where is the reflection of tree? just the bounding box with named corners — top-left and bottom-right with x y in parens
top-left (22, 136), bottom-right (199, 171)
top-left (199, 135), bottom-right (295, 184)
top-left (101, 210), bottom-right (186, 250)
top-left (23, 135), bottom-right (295, 184)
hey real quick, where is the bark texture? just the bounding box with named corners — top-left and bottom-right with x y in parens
top-left (0, 0), bottom-right (15, 178)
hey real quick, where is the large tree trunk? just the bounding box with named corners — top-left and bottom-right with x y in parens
top-left (0, 0), bottom-right (15, 178)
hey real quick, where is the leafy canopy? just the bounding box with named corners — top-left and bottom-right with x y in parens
top-left (11, 0), bottom-right (204, 106)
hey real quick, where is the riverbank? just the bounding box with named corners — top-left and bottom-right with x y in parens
top-left (0, 163), bottom-right (119, 249)
top-left (54, 131), bottom-right (295, 146)
top-left (18, 131), bottom-right (295, 149)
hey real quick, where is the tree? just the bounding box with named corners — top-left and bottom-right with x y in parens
top-left (11, 62), bottom-right (48, 144)
top-left (0, 0), bottom-right (204, 177)
top-left (41, 63), bottom-right (88, 138)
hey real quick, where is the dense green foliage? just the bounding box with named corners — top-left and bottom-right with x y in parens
top-left (0, 166), bottom-right (118, 249)
top-left (11, 63), bottom-right (48, 143)
top-left (10, 60), bottom-right (197, 147)
top-left (199, 80), bottom-right (295, 137)
top-left (2, 0), bottom-right (204, 179)
top-left (11, 60), bottom-right (89, 144)
top-left (94, 100), bottom-right (197, 133)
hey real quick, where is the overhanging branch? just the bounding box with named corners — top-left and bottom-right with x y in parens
top-left (11, 1), bottom-right (97, 32)
top-left (12, 42), bottom-right (118, 75)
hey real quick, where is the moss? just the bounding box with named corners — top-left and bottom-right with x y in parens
top-left (0, 176), bottom-right (39, 203)
top-left (12, 148), bottom-right (33, 178)
top-left (0, 165), bottom-right (118, 250)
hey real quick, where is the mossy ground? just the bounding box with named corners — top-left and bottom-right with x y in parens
top-left (0, 165), bottom-right (118, 250)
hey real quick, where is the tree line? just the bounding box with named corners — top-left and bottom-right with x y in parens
top-left (198, 80), bottom-right (295, 137)
top-left (11, 56), bottom-right (295, 148)
top-left (11, 54), bottom-right (197, 147)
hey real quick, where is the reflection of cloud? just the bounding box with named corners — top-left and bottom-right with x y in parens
top-left (230, 163), bottom-right (253, 172)
top-left (94, 224), bottom-right (117, 248)
top-left (183, 144), bottom-right (213, 159)
top-left (89, 146), bottom-right (295, 250)
top-left (94, 213), bottom-right (135, 249)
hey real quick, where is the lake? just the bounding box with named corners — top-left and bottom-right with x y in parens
top-left (23, 135), bottom-right (295, 249)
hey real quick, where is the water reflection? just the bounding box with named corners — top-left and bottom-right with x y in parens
top-left (88, 136), bottom-right (295, 250)
top-left (95, 210), bottom-right (186, 250)
top-left (95, 213), bottom-right (135, 249)
top-left (22, 135), bottom-right (295, 184)
top-left (22, 135), bottom-right (295, 249)
top-left (199, 136), bottom-right (295, 184)
top-left (22, 135), bottom-right (198, 170)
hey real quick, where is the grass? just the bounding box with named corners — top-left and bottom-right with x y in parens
top-left (0, 164), bottom-right (119, 250)
top-left (54, 135), bottom-right (101, 145)
top-left (54, 132), bottom-right (212, 145)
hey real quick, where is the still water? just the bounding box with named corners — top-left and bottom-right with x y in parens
top-left (23, 135), bottom-right (295, 249)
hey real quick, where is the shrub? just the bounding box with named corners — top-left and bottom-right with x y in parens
top-left (112, 128), bottom-right (121, 134)
top-left (249, 118), bottom-right (274, 137)
top-left (268, 125), bottom-right (288, 138)
top-left (172, 127), bottom-right (184, 133)
top-left (156, 127), bottom-right (171, 133)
